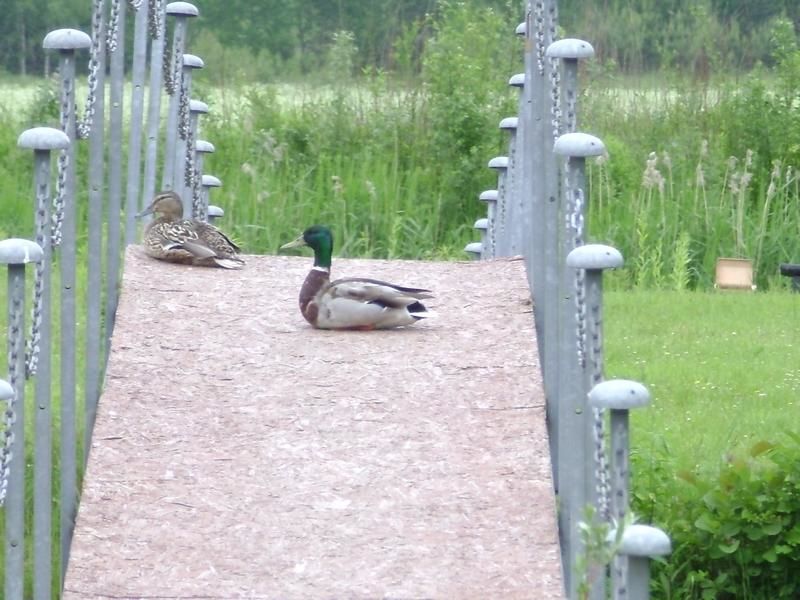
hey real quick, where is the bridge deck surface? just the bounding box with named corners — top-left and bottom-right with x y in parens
top-left (63, 248), bottom-right (562, 599)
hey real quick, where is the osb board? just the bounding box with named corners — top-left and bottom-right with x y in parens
top-left (63, 247), bottom-right (563, 599)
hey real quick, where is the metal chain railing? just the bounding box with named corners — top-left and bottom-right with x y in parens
top-left (569, 177), bottom-right (611, 522)
top-left (106, 0), bottom-right (122, 53)
top-left (76, 0), bottom-right (104, 140)
top-left (533, 1), bottom-right (546, 76)
top-left (0, 295), bottom-right (23, 506)
top-left (163, 24), bottom-right (183, 96)
top-left (52, 90), bottom-right (71, 247)
top-left (26, 183), bottom-right (49, 378)
top-left (148, 0), bottom-right (164, 40)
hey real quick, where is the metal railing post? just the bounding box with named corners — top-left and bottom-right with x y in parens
top-left (126, 0), bottom-right (150, 245)
top-left (193, 139), bottom-right (215, 219)
top-left (201, 174), bottom-right (222, 221)
top-left (174, 54), bottom-right (204, 216)
top-left (478, 189), bottom-right (498, 259)
top-left (161, 2), bottom-right (199, 191)
top-left (142, 0), bottom-right (167, 207)
top-left (17, 126), bottom-right (71, 600)
top-left (1, 239), bottom-right (45, 600)
top-left (607, 524), bottom-right (672, 599)
top-left (487, 156), bottom-right (510, 255)
top-left (42, 29), bottom-right (92, 583)
top-left (553, 132), bottom-right (606, 599)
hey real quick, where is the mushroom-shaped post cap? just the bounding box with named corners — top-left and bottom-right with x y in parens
top-left (201, 174), bottom-right (222, 188)
top-left (0, 379), bottom-right (13, 401)
top-left (554, 132), bottom-right (606, 157)
top-left (0, 239), bottom-right (44, 265)
top-left (189, 99), bottom-right (209, 114)
top-left (515, 22), bottom-right (526, 36)
top-left (43, 28), bottom-right (92, 51)
top-left (546, 38), bottom-right (595, 60)
top-left (207, 205), bottom-right (224, 218)
top-left (499, 117), bottom-right (519, 131)
top-left (195, 140), bottom-right (215, 154)
top-left (609, 525), bottom-right (672, 557)
top-left (589, 379), bottom-right (651, 410)
top-left (488, 156), bottom-right (509, 170)
top-left (182, 54), bottom-right (204, 69)
top-left (508, 73), bottom-right (525, 88)
top-left (473, 218), bottom-right (488, 231)
top-left (166, 2), bottom-right (199, 17)
top-left (566, 244), bottom-right (624, 270)
top-left (17, 127), bottom-right (70, 151)
top-left (464, 242), bottom-right (483, 256)
top-left (479, 189), bottom-right (499, 202)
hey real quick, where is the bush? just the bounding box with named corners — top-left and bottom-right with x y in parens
top-left (634, 435), bottom-right (800, 599)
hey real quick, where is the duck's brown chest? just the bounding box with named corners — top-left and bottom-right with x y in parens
top-left (299, 269), bottom-right (329, 326)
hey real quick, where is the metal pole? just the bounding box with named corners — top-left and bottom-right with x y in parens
top-left (82, 11), bottom-right (106, 496)
top-left (17, 126), bottom-right (70, 600)
top-left (499, 117), bottom-right (521, 255)
top-left (488, 156), bottom-right (509, 255)
top-left (188, 100), bottom-right (209, 216)
top-left (142, 0), bottom-right (167, 208)
top-left (126, 0), bottom-right (150, 245)
top-left (554, 132), bottom-right (606, 599)
top-left (107, 0), bottom-right (125, 355)
top-left (161, 2), bottom-right (199, 191)
top-left (0, 239), bottom-right (44, 600)
top-left (173, 54), bottom-right (204, 217)
top-left (608, 524), bottom-right (672, 599)
top-left (201, 174), bottom-right (222, 221)
top-left (43, 27), bottom-right (92, 583)
top-left (193, 139), bottom-right (215, 219)
top-left (478, 189), bottom-right (498, 259)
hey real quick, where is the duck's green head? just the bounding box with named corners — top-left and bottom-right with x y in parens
top-left (280, 225), bottom-right (333, 268)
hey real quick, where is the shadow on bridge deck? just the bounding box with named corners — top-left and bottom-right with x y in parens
top-left (63, 248), bottom-right (562, 598)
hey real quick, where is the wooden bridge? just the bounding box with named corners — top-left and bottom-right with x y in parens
top-left (62, 248), bottom-right (562, 598)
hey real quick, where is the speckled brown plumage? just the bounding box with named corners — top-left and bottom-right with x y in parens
top-left (138, 191), bottom-right (244, 269)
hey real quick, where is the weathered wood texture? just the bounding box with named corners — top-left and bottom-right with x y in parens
top-left (63, 248), bottom-right (563, 599)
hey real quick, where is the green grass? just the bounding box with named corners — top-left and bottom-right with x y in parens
top-left (605, 289), bottom-right (799, 471)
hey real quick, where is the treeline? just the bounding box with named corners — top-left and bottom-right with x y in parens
top-left (0, 0), bottom-right (798, 78)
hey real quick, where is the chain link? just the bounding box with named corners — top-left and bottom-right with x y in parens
top-left (533, 2), bottom-right (545, 76)
top-left (52, 79), bottom-right (71, 247)
top-left (148, 0), bottom-right (164, 40)
top-left (106, 0), bottom-right (121, 53)
top-left (164, 25), bottom-right (183, 96)
top-left (589, 301), bottom-right (611, 522)
top-left (26, 181), bottom-right (49, 378)
top-left (77, 0), bottom-right (104, 139)
top-left (128, 0), bottom-right (144, 10)
top-left (0, 291), bottom-right (24, 506)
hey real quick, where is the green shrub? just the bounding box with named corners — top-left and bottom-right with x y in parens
top-left (633, 435), bottom-right (800, 599)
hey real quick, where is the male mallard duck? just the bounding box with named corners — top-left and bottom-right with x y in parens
top-left (280, 225), bottom-right (433, 330)
top-left (137, 191), bottom-right (244, 269)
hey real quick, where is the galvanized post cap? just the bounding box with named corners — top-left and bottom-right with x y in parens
top-left (479, 190), bottom-right (498, 202)
top-left (499, 117), bottom-right (519, 131)
top-left (609, 524), bottom-right (672, 557)
top-left (182, 54), bottom-right (204, 69)
top-left (464, 242), bottom-right (483, 256)
top-left (473, 218), bottom-right (488, 231)
top-left (546, 38), bottom-right (595, 60)
top-left (207, 205), bottom-right (224, 218)
top-left (195, 140), bottom-right (215, 153)
top-left (508, 73), bottom-right (525, 88)
top-left (588, 379), bottom-right (651, 410)
top-left (17, 127), bottom-right (70, 151)
top-left (488, 156), bottom-right (509, 170)
top-left (166, 2), bottom-right (199, 17)
top-left (189, 99), bottom-right (209, 114)
top-left (43, 28), bottom-right (92, 50)
top-left (0, 239), bottom-right (44, 265)
top-left (0, 379), bottom-right (13, 401)
top-left (554, 132), bottom-right (606, 157)
top-left (201, 174), bottom-right (222, 187)
top-left (566, 244), bottom-right (623, 270)
top-left (515, 22), bottom-right (526, 36)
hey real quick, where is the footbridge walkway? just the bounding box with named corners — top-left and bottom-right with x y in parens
top-left (62, 249), bottom-right (562, 598)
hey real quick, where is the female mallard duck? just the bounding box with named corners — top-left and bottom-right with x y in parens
top-left (280, 225), bottom-right (433, 330)
top-left (137, 190), bottom-right (244, 269)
